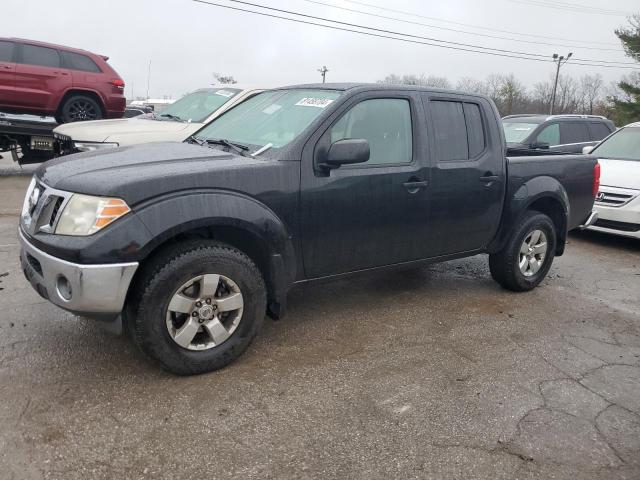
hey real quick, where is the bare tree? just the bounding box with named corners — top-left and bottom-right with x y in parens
top-left (579, 74), bottom-right (604, 114)
top-left (456, 77), bottom-right (485, 94)
top-left (213, 72), bottom-right (238, 84)
top-left (378, 73), bottom-right (451, 89)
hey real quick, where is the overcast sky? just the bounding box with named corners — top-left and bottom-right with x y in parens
top-left (4, 0), bottom-right (638, 98)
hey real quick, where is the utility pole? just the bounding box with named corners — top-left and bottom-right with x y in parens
top-left (146, 60), bottom-right (151, 101)
top-left (318, 65), bottom-right (329, 83)
top-left (550, 52), bottom-right (572, 115)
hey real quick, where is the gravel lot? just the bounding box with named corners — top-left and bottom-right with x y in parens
top-left (1, 174), bottom-right (639, 479)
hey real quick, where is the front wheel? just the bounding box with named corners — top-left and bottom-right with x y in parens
top-left (128, 241), bottom-right (266, 375)
top-left (489, 211), bottom-right (556, 292)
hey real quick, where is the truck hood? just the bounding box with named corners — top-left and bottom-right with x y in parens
top-left (598, 158), bottom-right (640, 190)
top-left (37, 142), bottom-right (266, 204)
top-left (53, 116), bottom-right (201, 144)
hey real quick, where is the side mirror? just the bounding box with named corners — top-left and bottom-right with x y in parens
top-left (582, 145), bottom-right (594, 155)
top-left (323, 139), bottom-right (370, 169)
top-left (530, 141), bottom-right (550, 150)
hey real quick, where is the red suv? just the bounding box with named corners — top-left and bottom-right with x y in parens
top-left (0, 38), bottom-right (125, 123)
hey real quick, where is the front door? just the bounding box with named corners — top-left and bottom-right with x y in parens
top-left (300, 92), bottom-right (431, 278)
top-left (422, 94), bottom-right (505, 256)
top-left (15, 43), bottom-right (69, 112)
top-left (0, 40), bottom-right (16, 106)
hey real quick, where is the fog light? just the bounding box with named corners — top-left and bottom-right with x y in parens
top-left (56, 275), bottom-right (72, 301)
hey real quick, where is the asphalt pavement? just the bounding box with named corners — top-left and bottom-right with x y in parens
top-left (1, 175), bottom-right (639, 479)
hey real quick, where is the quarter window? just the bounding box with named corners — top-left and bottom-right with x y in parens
top-left (330, 98), bottom-right (413, 165)
top-left (61, 51), bottom-right (101, 73)
top-left (588, 122), bottom-right (612, 141)
top-left (430, 100), bottom-right (486, 161)
top-left (536, 123), bottom-right (560, 145)
top-left (21, 44), bottom-right (60, 68)
top-left (0, 41), bottom-right (14, 62)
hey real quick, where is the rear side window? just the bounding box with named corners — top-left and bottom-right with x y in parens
top-left (560, 122), bottom-right (590, 144)
top-left (60, 51), bottom-right (101, 73)
top-left (21, 44), bottom-right (60, 68)
top-left (430, 100), bottom-right (486, 161)
top-left (588, 122), bottom-right (612, 141)
top-left (330, 98), bottom-right (413, 165)
top-left (536, 123), bottom-right (560, 145)
top-left (0, 41), bottom-right (14, 62)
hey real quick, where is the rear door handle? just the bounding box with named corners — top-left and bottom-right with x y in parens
top-left (403, 180), bottom-right (429, 193)
top-left (479, 174), bottom-right (499, 183)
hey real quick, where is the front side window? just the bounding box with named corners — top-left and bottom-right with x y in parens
top-left (197, 89), bottom-right (342, 150)
top-left (536, 123), bottom-right (560, 145)
top-left (503, 122), bottom-right (539, 143)
top-left (61, 51), bottom-right (101, 73)
top-left (329, 98), bottom-right (413, 165)
top-left (592, 127), bottom-right (640, 161)
top-left (21, 44), bottom-right (60, 68)
top-left (0, 41), bottom-right (15, 62)
top-left (158, 89), bottom-right (242, 123)
top-left (560, 122), bottom-right (590, 144)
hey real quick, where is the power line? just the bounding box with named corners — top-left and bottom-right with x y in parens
top-left (509, 0), bottom-right (632, 16)
top-left (299, 0), bottom-right (627, 53)
top-left (192, 0), bottom-right (639, 69)
top-left (343, 0), bottom-right (621, 46)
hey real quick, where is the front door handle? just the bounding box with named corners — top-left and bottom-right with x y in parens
top-left (403, 180), bottom-right (429, 193)
top-left (479, 174), bottom-right (499, 184)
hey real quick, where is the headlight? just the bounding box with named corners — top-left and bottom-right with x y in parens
top-left (55, 194), bottom-right (130, 236)
top-left (73, 141), bottom-right (119, 152)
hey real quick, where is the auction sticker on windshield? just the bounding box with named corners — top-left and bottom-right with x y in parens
top-left (215, 90), bottom-right (235, 97)
top-left (295, 97), bottom-right (334, 108)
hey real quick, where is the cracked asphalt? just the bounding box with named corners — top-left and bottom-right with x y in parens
top-left (1, 174), bottom-right (639, 479)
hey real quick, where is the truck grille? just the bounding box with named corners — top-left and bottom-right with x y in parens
top-left (595, 187), bottom-right (637, 207)
top-left (21, 179), bottom-right (71, 235)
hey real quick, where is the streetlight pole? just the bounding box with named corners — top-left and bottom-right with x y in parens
top-left (550, 52), bottom-right (572, 115)
top-left (318, 66), bottom-right (329, 83)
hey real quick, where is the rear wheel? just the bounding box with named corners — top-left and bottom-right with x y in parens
top-left (489, 211), bottom-right (556, 292)
top-left (128, 241), bottom-right (266, 375)
top-left (58, 95), bottom-right (103, 123)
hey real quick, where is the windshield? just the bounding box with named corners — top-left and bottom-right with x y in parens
top-left (503, 122), bottom-right (540, 143)
top-left (195, 89), bottom-right (342, 151)
top-left (592, 127), bottom-right (640, 161)
top-left (156, 88), bottom-right (241, 123)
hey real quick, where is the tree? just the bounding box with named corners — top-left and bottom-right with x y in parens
top-left (580, 74), bottom-right (604, 114)
top-left (379, 73), bottom-right (451, 89)
top-left (456, 77), bottom-right (485, 94)
top-left (612, 15), bottom-right (640, 123)
top-left (213, 72), bottom-right (238, 84)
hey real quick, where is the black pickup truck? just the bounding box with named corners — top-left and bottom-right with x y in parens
top-left (19, 84), bottom-right (599, 375)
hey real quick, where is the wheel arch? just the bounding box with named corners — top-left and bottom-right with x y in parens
top-left (57, 89), bottom-right (107, 118)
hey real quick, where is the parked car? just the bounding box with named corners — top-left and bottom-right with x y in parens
top-left (503, 114), bottom-right (615, 155)
top-left (582, 122), bottom-right (640, 239)
top-left (0, 37), bottom-right (125, 123)
top-left (123, 105), bottom-right (154, 118)
top-left (19, 83), bottom-right (598, 375)
top-left (52, 85), bottom-right (264, 154)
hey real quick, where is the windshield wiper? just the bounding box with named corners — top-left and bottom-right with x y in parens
top-left (204, 138), bottom-right (250, 157)
top-left (186, 135), bottom-right (205, 146)
top-left (160, 113), bottom-right (185, 122)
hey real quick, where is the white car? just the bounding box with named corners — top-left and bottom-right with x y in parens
top-left (53, 85), bottom-right (265, 154)
top-left (583, 122), bottom-right (640, 239)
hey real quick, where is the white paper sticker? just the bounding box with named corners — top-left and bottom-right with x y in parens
top-left (215, 90), bottom-right (235, 98)
top-left (262, 104), bottom-right (282, 115)
top-left (294, 97), bottom-right (334, 108)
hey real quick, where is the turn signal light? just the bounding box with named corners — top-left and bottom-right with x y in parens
top-left (95, 199), bottom-right (130, 229)
top-left (111, 78), bottom-right (125, 90)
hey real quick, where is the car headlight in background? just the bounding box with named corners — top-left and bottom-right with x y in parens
top-left (55, 194), bottom-right (130, 235)
top-left (73, 141), bottom-right (119, 152)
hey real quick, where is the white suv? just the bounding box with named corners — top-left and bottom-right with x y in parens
top-left (584, 122), bottom-right (640, 239)
top-left (53, 85), bottom-right (265, 154)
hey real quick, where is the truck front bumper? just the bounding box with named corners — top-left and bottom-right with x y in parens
top-left (19, 230), bottom-right (138, 317)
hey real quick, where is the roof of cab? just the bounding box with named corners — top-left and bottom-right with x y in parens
top-left (277, 82), bottom-right (492, 99)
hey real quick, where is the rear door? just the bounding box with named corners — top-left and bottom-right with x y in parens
top-left (551, 121), bottom-right (592, 153)
top-left (421, 94), bottom-right (505, 256)
top-left (300, 91), bottom-right (431, 278)
top-left (14, 43), bottom-right (70, 111)
top-left (0, 40), bottom-right (16, 106)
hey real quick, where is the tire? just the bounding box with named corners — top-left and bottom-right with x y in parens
top-left (489, 211), bottom-right (556, 292)
top-left (59, 95), bottom-right (103, 123)
top-left (127, 241), bottom-right (266, 375)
